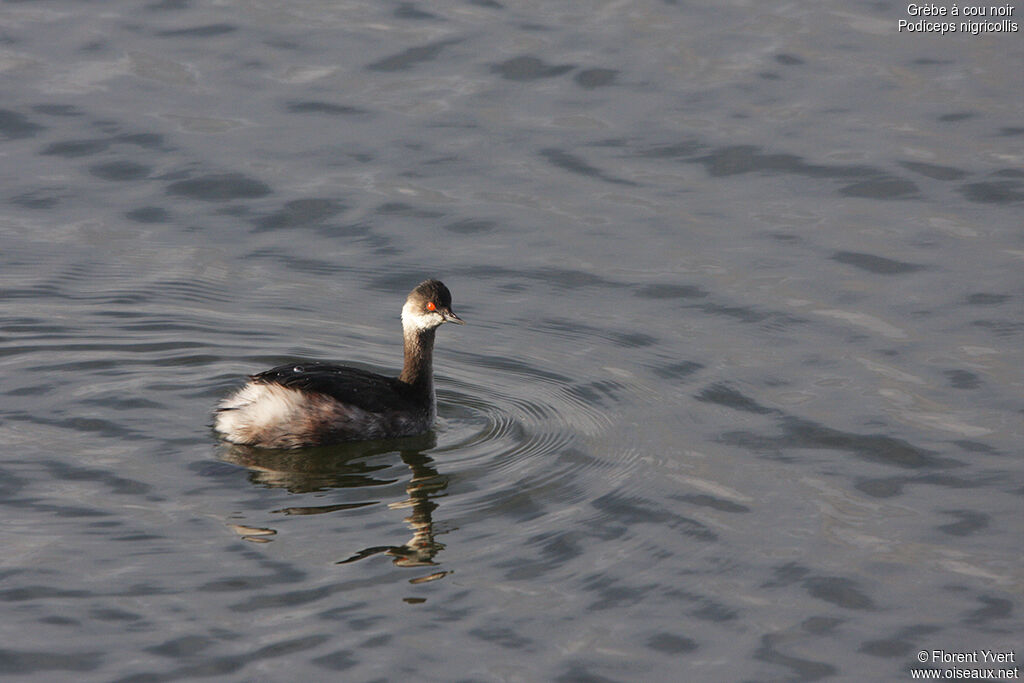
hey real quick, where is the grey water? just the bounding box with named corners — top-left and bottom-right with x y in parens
top-left (1, 1), bottom-right (1022, 681)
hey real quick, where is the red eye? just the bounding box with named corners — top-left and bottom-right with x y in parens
top-left (426, 301), bottom-right (436, 311)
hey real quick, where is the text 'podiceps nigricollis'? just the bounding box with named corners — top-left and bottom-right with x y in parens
top-left (214, 279), bottom-right (463, 449)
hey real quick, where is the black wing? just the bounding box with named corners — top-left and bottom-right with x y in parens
top-left (251, 362), bottom-right (412, 414)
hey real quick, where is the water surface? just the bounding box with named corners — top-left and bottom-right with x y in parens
top-left (1, 1), bottom-right (1021, 681)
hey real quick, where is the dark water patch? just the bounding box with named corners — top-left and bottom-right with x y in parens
top-left (252, 198), bottom-right (346, 232)
top-left (582, 573), bottom-right (655, 610)
top-left (944, 369), bottom-right (981, 390)
top-left (10, 189), bottom-right (64, 209)
top-left (86, 394), bottom-right (164, 411)
top-left (116, 635), bottom-right (331, 682)
top-left (701, 384), bottom-right (940, 469)
top-left (32, 104), bottom-right (83, 117)
top-left (762, 562), bottom-right (811, 588)
top-left (937, 509), bottom-right (988, 536)
top-left (39, 615), bottom-right (80, 626)
top-left (0, 469), bottom-right (39, 508)
top-left (803, 576), bottom-right (874, 610)
top-left (693, 144), bottom-right (919, 198)
top-left (366, 39), bottom-right (459, 72)
top-left (90, 607), bottom-right (143, 622)
top-left (802, 616), bottom-right (844, 635)
top-left (999, 127), bottom-right (1024, 136)
top-left (395, 2), bottom-right (439, 20)
top-left (285, 101), bottom-right (370, 116)
top-left (591, 492), bottom-right (717, 541)
top-left (89, 161), bottom-right (151, 181)
top-left (574, 68), bottom-right (617, 89)
top-left (696, 383), bottom-right (776, 415)
top-left (43, 504), bottom-right (114, 519)
top-left (41, 138), bottom-right (110, 157)
top-left (964, 595), bottom-right (1013, 625)
top-left (166, 173), bottom-right (271, 201)
top-left (915, 472), bottom-right (978, 489)
top-left (148, 0), bottom-right (191, 10)
top-left (529, 266), bottom-right (617, 290)
top-left (776, 53), bottom-right (805, 65)
top-left (695, 145), bottom-right (875, 179)
top-left (698, 301), bottom-right (779, 324)
top-left (113, 533), bottom-right (164, 542)
top-left (145, 635), bottom-right (216, 658)
top-left (610, 331), bottom-right (656, 348)
top-left (444, 218), bottom-right (496, 234)
top-left (966, 293), bottom-right (1010, 305)
top-left (776, 418), bottom-right (937, 469)
top-left (555, 662), bottom-right (622, 683)
top-left (247, 248), bottom-right (369, 276)
top-left (831, 251), bottom-right (924, 275)
top-left (691, 600), bottom-right (738, 622)
top-left (953, 440), bottom-right (997, 454)
top-left (312, 649), bottom-right (357, 671)
top-left (467, 353), bottom-right (572, 384)
top-left (116, 133), bottom-right (164, 148)
top-left (960, 180), bottom-right (1024, 204)
top-left (117, 133), bottom-right (164, 149)
top-left (633, 139), bottom-right (705, 159)
top-left (126, 206), bottom-right (171, 223)
top-left (38, 459), bottom-right (152, 496)
top-left (857, 468), bottom-right (992, 498)
top-left (198, 568), bottom-right (307, 594)
top-left (971, 319), bottom-right (1024, 337)
top-left (375, 201), bottom-right (444, 218)
top-left (859, 638), bottom-right (914, 658)
top-left (859, 624), bottom-right (941, 658)
top-left (649, 360), bottom-right (703, 380)
top-left (491, 56), bottom-right (574, 81)
top-left (633, 283), bottom-right (708, 299)
top-left (0, 585), bottom-right (93, 602)
top-left (156, 23), bottom-right (237, 38)
top-left (469, 625), bottom-right (534, 651)
top-left (499, 534), bottom-right (577, 580)
top-left (839, 177), bottom-right (919, 199)
top-left (41, 133), bottom-right (164, 158)
top-left (899, 161), bottom-right (967, 181)
top-left (675, 493), bottom-right (750, 513)
top-left (754, 633), bottom-right (837, 682)
top-left (0, 647), bottom-right (102, 675)
top-left (540, 147), bottom-right (637, 186)
top-left (0, 108), bottom-right (45, 139)
top-left (646, 632), bottom-right (698, 653)
top-left (231, 585), bottom-right (335, 610)
top-left (5, 385), bottom-right (52, 396)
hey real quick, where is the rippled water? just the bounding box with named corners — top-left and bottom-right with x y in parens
top-left (1, 1), bottom-right (1022, 681)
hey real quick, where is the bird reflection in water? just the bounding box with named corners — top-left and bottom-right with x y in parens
top-left (219, 433), bottom-right (451, 582)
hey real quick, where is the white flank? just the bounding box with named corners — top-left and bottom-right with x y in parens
top-left (214, 383), bottom-right (311, 443)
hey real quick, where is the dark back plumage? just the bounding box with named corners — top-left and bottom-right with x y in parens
top-left (252, 362), bottom-right (417, 414)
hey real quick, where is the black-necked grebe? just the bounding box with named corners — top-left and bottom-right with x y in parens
top-left (214, 279), bottom-right (463, 449)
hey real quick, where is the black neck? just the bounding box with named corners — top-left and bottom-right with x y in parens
top-left (399, 327), bottom-right (436, 393)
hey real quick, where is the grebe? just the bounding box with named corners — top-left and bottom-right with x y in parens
top-left (214, 279), bottom-right (463, 449)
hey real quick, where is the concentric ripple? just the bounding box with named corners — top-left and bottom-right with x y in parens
top-left (429, 357), bottom-right (646, 523)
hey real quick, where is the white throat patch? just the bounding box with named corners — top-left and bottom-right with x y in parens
top-left (401, 300), bottom-right (440, 333)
